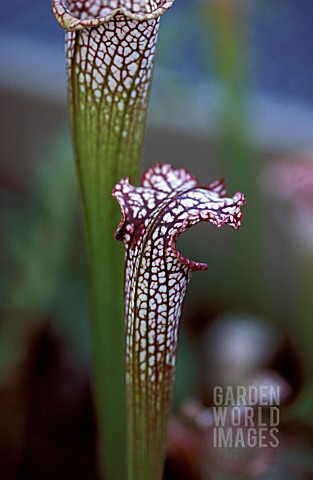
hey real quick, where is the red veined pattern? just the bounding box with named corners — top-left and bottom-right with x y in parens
top-left (113, 163), bottom-right (245, 476)
top-left (52, 1), bottom-right (175, 188)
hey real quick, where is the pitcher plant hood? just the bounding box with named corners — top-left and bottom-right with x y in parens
top-left (52, 0), bottom-right (174, 30)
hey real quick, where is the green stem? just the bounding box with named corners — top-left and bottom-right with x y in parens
top-left (127, 361), bottom-right (174, 480)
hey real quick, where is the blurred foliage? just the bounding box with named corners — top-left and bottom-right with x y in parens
top-left (0, 134), bottom-right (90, 356)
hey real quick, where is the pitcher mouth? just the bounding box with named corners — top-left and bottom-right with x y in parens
top-left (52, 0), bottom-right (175, 31)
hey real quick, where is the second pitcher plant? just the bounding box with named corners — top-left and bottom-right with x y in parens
top-left (114, 164), bottom-right (245, 480)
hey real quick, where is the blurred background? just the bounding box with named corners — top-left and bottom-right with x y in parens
top-left (2, 0), bottom-right (313, 478)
